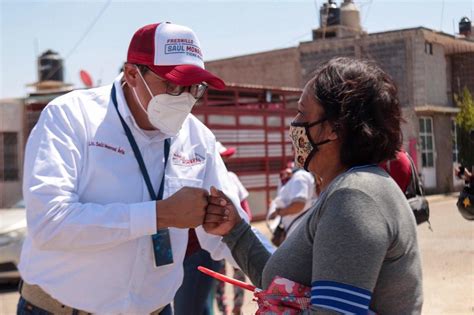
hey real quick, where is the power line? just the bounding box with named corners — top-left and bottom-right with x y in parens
top-left (314, 0), bottom-right (319, 27)
top-left (43, 0), bottom-right (112, 81)
top-left (362, 0), bottom-right (373, 28)
top-left (65, 0), bottom-right (112, 59)
top-left (440, 0), bottom-right (445, 31)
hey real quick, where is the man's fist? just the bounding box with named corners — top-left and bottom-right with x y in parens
top-left (203, 186), bottom-right (242, 236)
top-left (156, 187), bottom-right (209, 229)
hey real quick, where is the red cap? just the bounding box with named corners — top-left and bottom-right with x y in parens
top-left (127, 22), bottom-right (225, 90)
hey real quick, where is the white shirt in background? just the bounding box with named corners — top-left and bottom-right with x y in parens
top-left (268, 170), bottom-right (316, 235)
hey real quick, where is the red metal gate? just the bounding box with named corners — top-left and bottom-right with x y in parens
top-left (193, 83), bottom-right (301, 220)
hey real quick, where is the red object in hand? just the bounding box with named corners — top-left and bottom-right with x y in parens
top-left (197, 266), bottom-right (256, 292)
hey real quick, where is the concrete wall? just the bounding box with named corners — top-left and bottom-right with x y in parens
top-left (299, 32), bottom-right (413, 107)
top-left (206, 47), bottom-right (302, 88)
top-left (425, 43), bottom-right (449, 106)
top-left (412, 32), bottom-right (428, 107)
top-left (364, 38), bottom-right (410, 106)
top-left (0, 99), bottom-right (25, 208)
top-left (432, 113), bottom-right (457, 193)
top-left (299, 43), bottom-right (355, 85)
top-left (401, 107), bottom-right (419, 147)
top-left (451, 52), bottom-right (474, 96)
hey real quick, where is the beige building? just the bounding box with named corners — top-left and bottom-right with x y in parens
top-left (207, 19), bottom-right (474, 193)
top-left (0, 49), bottom-right (75, 208)
top-left (0, 98), bottom-right (25, 207)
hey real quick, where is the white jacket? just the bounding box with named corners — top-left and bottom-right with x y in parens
top-left (19, 75), bottom-right (248, 314)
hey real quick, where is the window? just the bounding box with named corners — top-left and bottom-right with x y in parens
top-left (452, 119), bottom-right (460, 164)
top-left (425, 41), bottom-right (433, 55)
top-left (0, 132), bottom-right (19, 181)
top-left (419, 117), bottom-right (435, 167)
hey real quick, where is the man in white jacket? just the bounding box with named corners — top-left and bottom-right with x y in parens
top-left (18, 22), bottom-right (247, 315)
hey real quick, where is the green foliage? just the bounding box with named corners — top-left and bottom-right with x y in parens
top-left (455, 87), bottom-right (474, 168)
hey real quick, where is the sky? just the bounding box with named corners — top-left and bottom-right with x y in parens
top-left (1, 0), bottom-right (473, 99)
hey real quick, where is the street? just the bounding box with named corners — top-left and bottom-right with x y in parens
top-left (1, 195), bottom-right (473, 315)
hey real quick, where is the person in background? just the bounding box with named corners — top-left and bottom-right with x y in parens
top-left (455, 165), bottom-right (474, 220)
top-left (267, 167), bottom-right (315, 238)
top-left (18, 22), bottom-right (248, 315)
top-left (278, 166), bottom-right (293, 189)
top-left (216, 142), bottom-right (252, 219)
top-left (174, 142), bottom-right (253, 315)
top-left (213, 142), bottom-right (252, 315)
top-left (379, 150), bottom-right (412, 192)
top-left (204, 57), bottom-right (423, 314)
top-left (455, 165), bottom-right (473, 189)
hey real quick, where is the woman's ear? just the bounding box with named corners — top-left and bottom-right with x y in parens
top-left (325, 122), bottom-right (339, 141)
top-left (328, 129), bottom-right (339, 141)
top-left (123, 63), bottom-right (139, 88)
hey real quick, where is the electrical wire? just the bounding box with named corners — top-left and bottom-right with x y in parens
top-left (362, 0), bottom-right (373, 28)
top-left (440, 0), bottom-right (445, 31)
top-left (43, 0), bottom-right (112, 81)
top-left (65, 0), bottom-right (112, 59)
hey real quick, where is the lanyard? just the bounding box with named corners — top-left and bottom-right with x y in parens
top-left (111, 84), bottom-right (174, 267)
top-left (110, 85), bottom-right (170, 201)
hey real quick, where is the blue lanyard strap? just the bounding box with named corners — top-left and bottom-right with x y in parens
top-left (111, 85), bottom-right (174, 267)
top-left (110, 85), bottom-right (170, 201)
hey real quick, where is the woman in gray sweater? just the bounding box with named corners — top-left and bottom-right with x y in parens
top-left (204, 57), bottom-right (423, 314)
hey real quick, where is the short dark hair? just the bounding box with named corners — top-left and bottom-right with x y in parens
top-left (312, 57), bottom-right (403, 166)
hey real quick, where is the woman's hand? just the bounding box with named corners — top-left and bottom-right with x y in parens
top-left (203, 186), bottom-right (242, 236)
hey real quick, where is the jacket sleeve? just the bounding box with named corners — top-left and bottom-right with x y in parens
top-left (222, 220), bottom-right (272, 288)
top-left (23, 102), bottom-right (157, 252)
top-left (308, 188), bottom-right (390, 314)
top-left (193, 139), bottom-right (273, 282)
top-left (194, 139), bottom-right (251, 265)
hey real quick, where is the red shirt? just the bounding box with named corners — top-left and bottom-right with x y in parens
top-left (380, 151), bottom-right (412, 193)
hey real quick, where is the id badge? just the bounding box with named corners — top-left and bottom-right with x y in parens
top-left (152, 229), bottom-right (174, 267)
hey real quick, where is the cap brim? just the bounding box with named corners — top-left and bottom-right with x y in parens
top-left (149, 65), bottom-right (226, 90)
top-left (220, 147), bottom-right (236, 157)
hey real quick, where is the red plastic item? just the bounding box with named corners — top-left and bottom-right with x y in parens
top-left (197, 266), bottom-right (256, 292)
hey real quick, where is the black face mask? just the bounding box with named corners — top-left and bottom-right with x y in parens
top-left (289, 118), bottom-right (332, 171)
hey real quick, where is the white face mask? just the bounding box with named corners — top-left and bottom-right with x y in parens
top-left (133, 69), bottom-right (197, 136)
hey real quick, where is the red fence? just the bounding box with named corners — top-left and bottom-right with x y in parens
top-left (193, 84), bottom-right (301, 220)
top-left (23, 84), bottom-right (302, 220)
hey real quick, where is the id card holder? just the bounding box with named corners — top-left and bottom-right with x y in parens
top-left (152, 229), bottom-right (174, 267)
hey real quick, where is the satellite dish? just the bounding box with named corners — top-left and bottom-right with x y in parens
top-left (80, 70), bottom-right (93, 88)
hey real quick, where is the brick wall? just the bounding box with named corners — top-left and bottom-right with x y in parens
top-left (299, 36), bottom-right (411, 107)
top-left (424, 42), bottom-right (449, 106)
top-left (206, 47), bottom-right (302, 88)
top-left (300, 45), bottom-right (356, 85)
top-left (363, 39), bottom-right (410, 106)
top-left (433, 114), bottom-right (456, 193)
top-left (0, 100), bottom-right (24, 208)
top-left (452, 52), bottom-right (474, 96)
